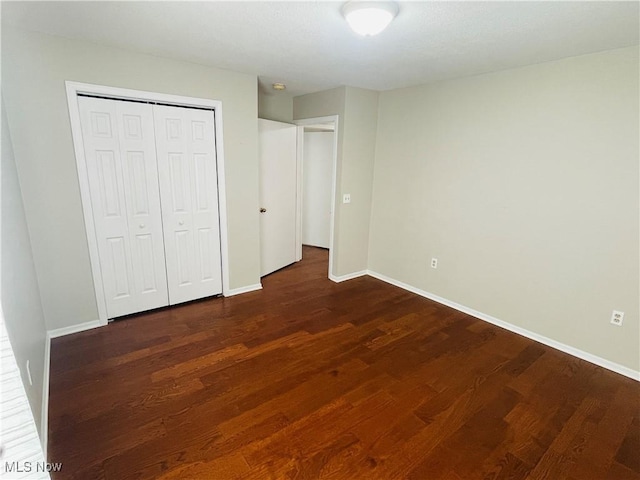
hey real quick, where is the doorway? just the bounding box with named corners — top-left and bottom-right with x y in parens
top-left (257, 115), bottom-right (339, 282)
top-left (301, 124), bottom-right (334, 250)
top-left (296, 116), bottom-right (339, 280)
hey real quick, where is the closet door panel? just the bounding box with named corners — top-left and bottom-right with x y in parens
top-left (80, 98), bottom-right (136, 317)
top-left (189, 110), bottom-right (221, 288)
top-left (174, 230), bottom-right (194, 286)
top-left (79, 97), bottom-right (168, 318)
top-left (107, 236), bottom-right (131, 299)
top-left (154, 105), bottom-right (222, 304)
top-left (115, 101), bottom-right (169, 313)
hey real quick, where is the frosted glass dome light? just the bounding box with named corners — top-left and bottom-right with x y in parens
top-left (342, 1), bottom-right (399, 36)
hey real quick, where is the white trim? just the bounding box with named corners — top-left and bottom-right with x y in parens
top-left (329, 270), bottom-right (367, 283)
top-left (295, 116), bottom-right (339, 281)
top-left (66, 82), bottom-right (222, 109)
top-left (48, 319), bottom-right (104, 339)
top-left (366, 270), bottom-right (640, 382)
top-left (40, 333), bottom-right (51, 460)
top-left (295, 126), bottom-right (304, 262)
top-left (212, 104), bottom-right (232, 298)
top-left (224, 283), bottom-right (263, 297)
top-left (65, 81), bottom-right (231, 318)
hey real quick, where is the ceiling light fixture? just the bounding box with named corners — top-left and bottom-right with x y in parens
top-left (342, 1), bottom-right (398, 37)
top-left (272, 83), bottom-right (287, 91)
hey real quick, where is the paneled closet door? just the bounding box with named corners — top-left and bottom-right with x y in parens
top-left (153, 105), bottom-right (223, 305)
top-left (79, 97), bottom-right (169, 318)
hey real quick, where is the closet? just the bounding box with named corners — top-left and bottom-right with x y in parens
top-left (78, 96), bottom-right (222, 319)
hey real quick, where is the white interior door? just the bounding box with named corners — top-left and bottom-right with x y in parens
top-left (302, 131), bottom-right (333, 248)
top-left (79, 96), bottom-right (169, 318)
top-left (154, 105), bottom-right (223, 304)
top-left (258, 119), bottom-right (298, 276)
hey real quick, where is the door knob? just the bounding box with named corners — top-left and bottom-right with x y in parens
top-left (260, 208), bottom-right (267, 213)
top-left (139, 224), bottom-right (145, 229)
top-left (178, 220), bottom-right (184, 225)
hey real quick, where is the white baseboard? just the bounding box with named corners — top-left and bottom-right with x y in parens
top-left (329, 270), bottom-right (367, 283)
top-left (224, 283), bottom-right (262, 297)
top-left (367, 270), bottom-right (640, 382)
top-left (40, 333), bottom-right (51, 461)
top-left (48, 319), bottom-right (104, 339)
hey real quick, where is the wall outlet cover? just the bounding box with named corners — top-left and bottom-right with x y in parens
top-left (610, 310), bottom-right (624, 327)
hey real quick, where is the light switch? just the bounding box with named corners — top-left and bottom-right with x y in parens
top-left (343, 193), bottom-right (351, 204)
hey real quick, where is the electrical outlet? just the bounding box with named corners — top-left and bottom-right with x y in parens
top-left (431, 258), bottom-right (438, 269)
top-left (26, 360), bottom-right (33, 386)
top-left (610, 310), bottom-right (624, 327)
top-left (343, 193), bottom-right (351, 204)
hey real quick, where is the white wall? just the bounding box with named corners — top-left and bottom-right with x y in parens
top-left (302, 131), bottom-right (333, 248)
top-left (1, 99), bottom-right (48, 435)
top-left (1, 27), bottom-right (261, 331)
top-left (369, 46), bottom-right (640, 372)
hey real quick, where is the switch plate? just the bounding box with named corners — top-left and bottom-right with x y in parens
top-left (343, 193), bottom-right (351, 204)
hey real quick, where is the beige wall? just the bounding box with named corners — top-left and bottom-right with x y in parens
top-left (294, 86), bottom-right (378, 277)
top-left (338, 87), bottom-right (378, 274)
top-left (369, 46), bottom-right (640, 371)
top-left (1, 99), bottom-right (48, 433)
top-left (293, 86), bottom-right (346, 123)
top-left (258, 91), bottom-right (293, 123)
top-left (2, 27), bottom-right (261, 331)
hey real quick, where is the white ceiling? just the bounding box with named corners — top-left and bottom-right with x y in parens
top-left (3, 1), bottom-right (638, 97)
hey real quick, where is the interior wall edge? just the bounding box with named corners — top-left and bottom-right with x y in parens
top-left (329, 270), bottom-right (367, 283)
top-left (47, 319), bottom-right (104, 339)
top-left (1, 97), bottom-right (49, 443)
top-left (225, 283), bottom-right (263, 297)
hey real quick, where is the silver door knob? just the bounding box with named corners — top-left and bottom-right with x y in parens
top-left (139, 224), bottom-right (145, 229)
top-left (260, 208), bottom-right (267, 213)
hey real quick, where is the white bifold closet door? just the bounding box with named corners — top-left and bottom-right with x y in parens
top-left (153, 105), bottom-right (222, 305)
top-left (78, 97), bottom-right (222, 319)
top-left (79, 96), bottom-right (169, 318)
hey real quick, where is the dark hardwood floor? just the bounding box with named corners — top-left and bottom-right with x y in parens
top-left (49, 246), bottom-right (639, 479)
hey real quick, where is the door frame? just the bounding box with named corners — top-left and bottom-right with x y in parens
top-left (65, 81), bottom-right (231, 326)
top-left (294, 115), bottom-right (339, 280)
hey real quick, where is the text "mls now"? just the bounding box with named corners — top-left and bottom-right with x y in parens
top-left (4, 461), bottom-right (63, 473)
